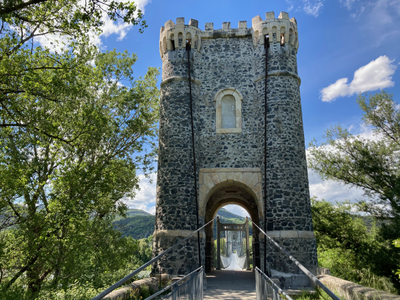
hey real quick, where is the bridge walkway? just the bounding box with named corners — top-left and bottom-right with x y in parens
top-left (204, 270), bottom-right (256, 300)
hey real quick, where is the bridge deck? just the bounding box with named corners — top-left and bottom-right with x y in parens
top-left (204, 270), bottom-right (256, 299)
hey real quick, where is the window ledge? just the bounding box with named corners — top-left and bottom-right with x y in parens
top-left (216, 128), bottom-right (242, 134)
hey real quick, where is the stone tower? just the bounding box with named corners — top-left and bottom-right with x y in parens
top-left (153, 11), bottom-right (318, 277)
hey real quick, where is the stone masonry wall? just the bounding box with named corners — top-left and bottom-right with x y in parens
top-left (154, 13), bottom-right (318, 276)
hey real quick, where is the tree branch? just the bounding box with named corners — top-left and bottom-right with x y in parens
top-left (0, 0), bottom-right (49, 16)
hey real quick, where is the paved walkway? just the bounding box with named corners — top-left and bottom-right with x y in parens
top-left (204, 270), bottom-right (256, 300)
top-left (223, 253), bottom-right (244, 270)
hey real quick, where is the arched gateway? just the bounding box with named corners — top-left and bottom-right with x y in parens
top-left (153, 12), bottom-right (318, 277)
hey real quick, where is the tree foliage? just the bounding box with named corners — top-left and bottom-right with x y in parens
top-left (308, 91), bottom-right (400, 291)
top-left (114, 215), bottom-right (155, 239)
top-left (312, 199), bottom-right (399, 293)
top-left (0, 0), bottom-right (159, 298)
top-left (308, 91), bottom-right (400, 236)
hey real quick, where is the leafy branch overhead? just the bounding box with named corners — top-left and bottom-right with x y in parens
top-left (0, 0), bottom-right (159, 299)
top-left (308, 91), bottom-right (400, 220)
top-left (0, 0), bottom-right (146, 30)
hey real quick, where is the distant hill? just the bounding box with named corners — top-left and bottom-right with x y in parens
top-left (112, 207), bottom-right (252, 240)
top-left (217, 208), bottom-right (246, 222)
top-left (214, 208), bottom-right (251, 237)
top-left (112, 208), bottom-right (387, 241)
top-left (113, 208), bottom-right (151, 222)
top-left (113, 215), bottom-right (155, 239)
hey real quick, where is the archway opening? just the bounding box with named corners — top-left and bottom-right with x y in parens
top-left (204, 185), bottom-right (261, 273)
top-left (214, 204), bottom-right (252, 271)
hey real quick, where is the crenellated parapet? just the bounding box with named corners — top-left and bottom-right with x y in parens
top-left (159, 11), bottom-right (299, 59)
top-left (159, 17), bottom-right (202, 58)
top-left (252, 11), bottom-right (299, 51)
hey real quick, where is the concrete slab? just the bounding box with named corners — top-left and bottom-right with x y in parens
top-left (204, 270), bottom-right (256, 299)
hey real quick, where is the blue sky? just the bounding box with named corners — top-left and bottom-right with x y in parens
top-left (75, 0), bottom-right (400, 216)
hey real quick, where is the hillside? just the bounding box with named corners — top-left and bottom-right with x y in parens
top-left (113, 215), bottom-right (155, 239)
top-left (113, 208), bottom-right (151, 222)
top-left (214, 208), bottom-right (252, 237)
top-left (113, 207), bottom-right (252, 240)
top-left (217, 208), bottom-right (246, 222)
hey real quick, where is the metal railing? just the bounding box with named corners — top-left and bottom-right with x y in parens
top-left (252, 221), bottom-right (341, 300)
top-left (91, 217), bottom-right (216, 300)
top-left (145, 267), bottom-right (203, 300)
top-left (256, 267), bottom-right (294, 300)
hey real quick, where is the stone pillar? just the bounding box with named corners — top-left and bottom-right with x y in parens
top-left (246, 217), bottom-right (251, 270)
top-left (153, 46), bottom-right (204, 276)
top-left (216, 217), bottom-right (221, 270)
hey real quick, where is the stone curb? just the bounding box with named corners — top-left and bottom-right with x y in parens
top-left (317, 275), bottom-right (400, 300)
top-left (103, 277), bottom-right (158, 300)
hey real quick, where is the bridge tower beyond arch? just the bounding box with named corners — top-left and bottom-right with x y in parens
top-left (200, 168), bottom-right (262, 272)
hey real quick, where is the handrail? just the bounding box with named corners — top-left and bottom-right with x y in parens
top-left (91, 217), bottom-right (216, 300)
top-left (144, 266), bottom-right (203, 300)
top-left (252, 221), bottom-right (341, 300)
top-left (255, 267), bottom-right (294, 300)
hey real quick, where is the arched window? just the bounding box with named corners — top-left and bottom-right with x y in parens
top-left (215, 88), bottom-right (243, 134)
top-left (221, 95), bottom-right (236, 128)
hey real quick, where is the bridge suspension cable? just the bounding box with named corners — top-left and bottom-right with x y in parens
top-left (186, 39), bottom-right (202, 269)
top-left (252, 221), bottom-right (341, 300)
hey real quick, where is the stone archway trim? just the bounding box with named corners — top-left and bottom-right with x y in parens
top-left (199, 167), bottom-right (263, 218)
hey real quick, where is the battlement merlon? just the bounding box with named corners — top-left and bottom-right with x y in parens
top-left (159, 12), bottom-right (299, 58)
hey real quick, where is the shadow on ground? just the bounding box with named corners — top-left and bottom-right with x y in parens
top-left (204, 270), bottom-right (256, 300)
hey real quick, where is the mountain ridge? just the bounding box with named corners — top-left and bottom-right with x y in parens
top-left (113, 207), bottom-right (248, 239)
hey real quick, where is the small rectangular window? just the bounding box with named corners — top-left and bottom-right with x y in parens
top-left (264, 35), bottom-right (270, 48)
top-left (186, 39), bottom-right (191, 51)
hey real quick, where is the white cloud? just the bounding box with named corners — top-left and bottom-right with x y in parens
top-left (122, 173), bottom-right (157, 214)
top-left (285, 0), bottom-right (295, 11)
top-left (36, 0), bottom-right (151, 50)
top-left (126, 124), bottom-right (381, 216)
top-left (340, 0), bottom-right (357, 9)
top-left (341, 0), bottom-right (400, 43)
top-left (320, 55), bottom-right (396, 102)
top-left (308, 169), bottom-right (365, 203)
top-left (223, 205), bottom-right (250, 218)
top-left (302, 0), bottom-right (324, 17)
top-left (123, 174), bottom-right (252, 218)
top-left (307, 123), bottom-right (381, 203)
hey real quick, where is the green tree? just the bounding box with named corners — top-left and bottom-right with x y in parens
top-left (0, 0), bottom-right (159, 298)
top-left (308, 91), bottom-right (400, 289)
top-left (308, 91), bottom-right (400, 224)
top-left (312, 198), bottom-right (398, 293)
top-left (0, 0), bottom-right (146, 140)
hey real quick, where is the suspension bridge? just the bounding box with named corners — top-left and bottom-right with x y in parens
top-left (91, 216), bottom-right (340, 300)
top-left (93, 9), bottom-right (342, 300)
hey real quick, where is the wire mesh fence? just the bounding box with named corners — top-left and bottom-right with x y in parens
top-left (220, 254), bottom-right (231, 269)
top-left (236, 254), bottom-right (247, 270)
top-left (145, 267), bottom-right (203, 300)
top-left (255, 267), bottom-right (294, 300)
